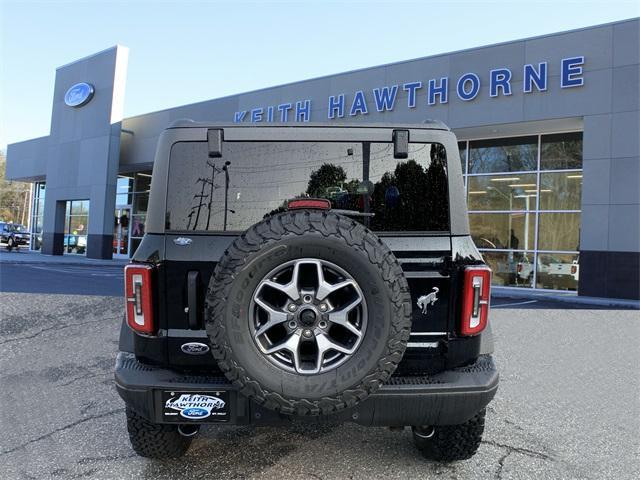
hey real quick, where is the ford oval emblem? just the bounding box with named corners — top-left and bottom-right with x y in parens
top-left (181, 342), bottom-right (210, 355)
top-left (180, 407), bottom-right (209, 419)
top-left (64, 82), bottom-right (95, 108)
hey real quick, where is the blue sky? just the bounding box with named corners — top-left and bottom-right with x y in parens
top-left (1, 0), bottom-right (638, 150)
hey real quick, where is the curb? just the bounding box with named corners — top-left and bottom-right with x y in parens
top-left (0, 253), bottom-right (128, 268)
top-left (492, 286), bottom-right (640, 309)
top-left (0, 260), bottom-right (127, 267)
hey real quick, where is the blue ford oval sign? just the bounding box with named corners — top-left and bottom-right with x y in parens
top-left (64, 82), bottom-right (95, 108)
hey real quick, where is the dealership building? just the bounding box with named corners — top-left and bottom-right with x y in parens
top-left (5, 19), bottom-right (639, 299)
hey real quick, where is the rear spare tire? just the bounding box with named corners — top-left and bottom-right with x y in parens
top-left (205, 210), bottom-right (411, 416)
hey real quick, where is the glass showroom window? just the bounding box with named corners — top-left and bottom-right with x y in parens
top-left (30, 182), bottom-right (45, 250)
top-left (130, 172), bottom-right (151, 254)
top-left (64, 200), bottom-right (89, 255)
top-left (115, 171), bottom-right (151, 256)
top-left (461, 132), bottom-right (582, 291)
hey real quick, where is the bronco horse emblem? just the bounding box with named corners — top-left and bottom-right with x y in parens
top-left (417, 287), bottom-right (439, 314)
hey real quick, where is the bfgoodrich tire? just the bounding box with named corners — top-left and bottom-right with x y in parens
top-left (205, 210), bottom-right (412, 416)
top-left (126, 408), bottom-right (192, 459)
top-left (412, 409), bottom-right (486, 462)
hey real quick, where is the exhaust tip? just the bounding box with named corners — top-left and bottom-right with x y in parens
top-left (178, 424), bottom-right (200, 437)
top-left (413, 425), bottom-right (435, 439)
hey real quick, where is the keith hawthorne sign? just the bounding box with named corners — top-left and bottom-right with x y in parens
top-left (234, 56), bottom-right (585, 123)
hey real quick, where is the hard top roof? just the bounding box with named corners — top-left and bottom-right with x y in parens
top-left (167, 119), bottom-right (450, 131)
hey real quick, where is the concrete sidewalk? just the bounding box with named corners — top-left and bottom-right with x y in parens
top-left (493, 286), bottom-right (640, 309)
top-left (0, 249), bottom-right (128, 267)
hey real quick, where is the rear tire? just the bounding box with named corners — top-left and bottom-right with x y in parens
top-left (206, 210), bottom-right (412, 416)
top-left (126, 408), bottom-right (193, 458)
top-left (6, 238), bottom-right (14, 251)
top-left (412, 409), bottom-right (486, 462)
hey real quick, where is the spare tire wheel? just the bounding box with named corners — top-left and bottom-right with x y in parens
top-left (205, 210), bottom-right (412, 416)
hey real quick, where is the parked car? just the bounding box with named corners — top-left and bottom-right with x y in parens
top-left (0, 222), bottom-right (29, 251)
top-left (115, 122), bottom-right (498, 462)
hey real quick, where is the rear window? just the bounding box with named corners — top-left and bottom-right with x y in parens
top-left (166, 141), bottom-right (449, 233)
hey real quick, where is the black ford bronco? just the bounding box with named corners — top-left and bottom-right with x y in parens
top-left (115, 121), bottom-right (498, 462)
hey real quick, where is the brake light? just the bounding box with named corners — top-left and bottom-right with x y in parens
top-left (287, 198), bottom-right (331, 210)
top-left (125, 264), bottom-right (155, 334)
top-left (460, 266), bottom-right (491, 336)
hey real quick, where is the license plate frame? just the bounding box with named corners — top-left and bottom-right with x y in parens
top-left (161, 390), bottom-right (230, 423)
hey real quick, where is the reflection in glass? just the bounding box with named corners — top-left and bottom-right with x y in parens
top-left (470, 212), bottom-right (535, 250)
top-left (116, 193), bottom-right (132, 206)
top-left (134, 172), bottom-right (152, 192)
top-left (540, 132), bottom-right (582, 170)
top-left (131, 214), bottom-right (146, 237)
top-left (130, 237), bottom-right (143, 256)
top-left (134, 193), bottom-right (149, 214)
top-left (68, 215), bottom-right (88, 233)
top-left (539, 172), bottom-right (582, 210)
top-left (467, 174), bottom-right (538, 211)
top-left (30, 182), bottom-right (46, 251)
top-left (458, 141), bottom-right (467, 175)
top-left (70, 200), bottom-right (89, 215)
top-left (117, 176), bottom-right (134, 194)
top-left (113, 208), bottom-right (130, 256)
top-left (538, 213), bottom-right (581, 251)
top-left (536, 253), bottom-right (579, 291)
top-left (481, 251), bottom-right (534, 288)
top-left (468, 136), bottom-right (538, 173)
top-left (166, 141), bottom-right (450, 233)
top-left (64, 200), bottom-right (90, 255)
top-left (64, 235), bottom-right (87, 254)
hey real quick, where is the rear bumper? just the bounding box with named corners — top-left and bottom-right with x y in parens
top-left (114, 352), bottom-right (498, 427)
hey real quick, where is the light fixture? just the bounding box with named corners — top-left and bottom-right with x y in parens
top-left (490, 177), bottom-right (520, 182)
top-left (468, 191), bottom-right (488, 195)
top-left (566, 174), bottom-right (583, 179)
top-left (508, 183), bottom-right (537, 188)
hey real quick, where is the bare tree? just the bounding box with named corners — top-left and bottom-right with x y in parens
top-left (0, 151), bottom-right (31, 224)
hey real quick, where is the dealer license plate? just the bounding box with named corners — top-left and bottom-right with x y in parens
top-left (161, 390), bottom-right (229, 422)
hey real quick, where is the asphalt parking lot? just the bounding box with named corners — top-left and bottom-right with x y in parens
top-left (0, 262), bottom-right (124, 296)
top-left (0, 263), bottom-right (638, 479)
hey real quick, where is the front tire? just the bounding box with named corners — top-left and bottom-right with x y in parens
top-left (126, 408), bottom-right (193, 458)
top-left (6, 238), bottom-right (14, 251)
top-left (412, 409), bottom-right (486, 462)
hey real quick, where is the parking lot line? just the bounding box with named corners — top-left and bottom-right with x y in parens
top-left (492, 300), bottom-right (538, 308)
top-left (25, 265), bottom-right (123, 277)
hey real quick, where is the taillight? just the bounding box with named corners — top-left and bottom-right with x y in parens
top-left (571, 265), bottom-right (577, 275)
top-left (460, 266), bottom-right (491, 336)
top-left (125, 264), bottom-right (155, 335)
top-left (517, 264), bottom-right (522, 273)
top-left (287, 198), bottom-right (331, 210)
